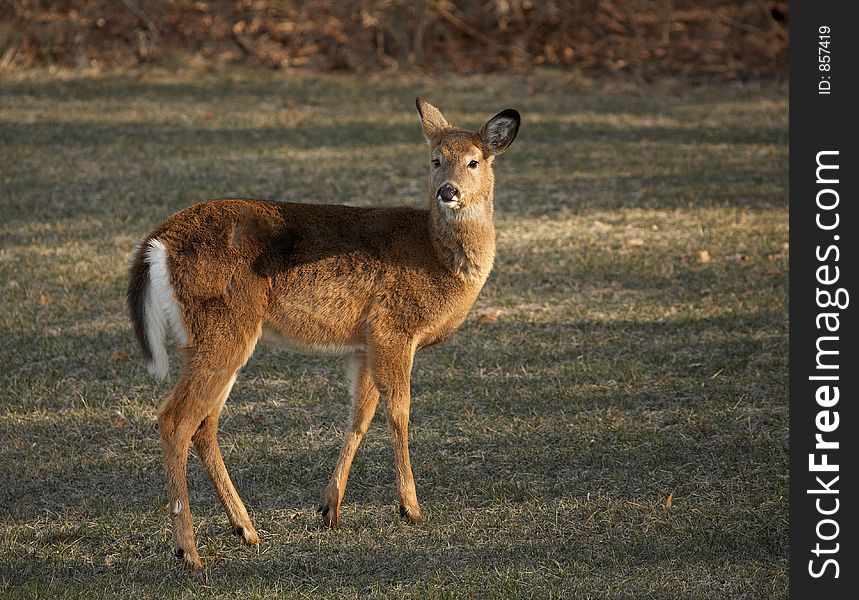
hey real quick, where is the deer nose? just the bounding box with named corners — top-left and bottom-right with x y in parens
top-left (437, 184), bottom-right (460, 202)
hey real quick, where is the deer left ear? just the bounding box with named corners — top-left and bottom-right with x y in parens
top-left (479, 109), bottom-right (520, 156)
top-left (416, 97), bottom-right (450, 143)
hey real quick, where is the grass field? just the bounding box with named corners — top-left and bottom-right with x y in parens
top-left (0, 68), bottom-right (788, 598)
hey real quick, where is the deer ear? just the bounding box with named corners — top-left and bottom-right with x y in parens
top-left (416, 97), bottom-right (449, 143)
top-left (479, 109), bottom-right (520, 156)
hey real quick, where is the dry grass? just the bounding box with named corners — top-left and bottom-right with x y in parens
top-left (0, 67), bottom-right (787, 598)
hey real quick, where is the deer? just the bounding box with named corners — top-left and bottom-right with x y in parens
top-left (126, 97), bottom-right (520, 570)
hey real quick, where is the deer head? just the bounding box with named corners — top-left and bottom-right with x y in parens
top-left (416, 97), bottom-right (520, 220)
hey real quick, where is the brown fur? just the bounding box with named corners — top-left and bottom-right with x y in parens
top-left (127, 98), bottom-right (520, 569)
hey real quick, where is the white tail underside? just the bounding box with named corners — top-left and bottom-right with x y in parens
top-left (143, 239), bottom-right (188, 380)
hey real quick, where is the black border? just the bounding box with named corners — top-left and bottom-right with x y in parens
top-left (789, 2), bottom-right (857, 596)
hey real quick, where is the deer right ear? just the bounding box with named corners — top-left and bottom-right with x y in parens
top-left (479, 109), bottom-right (520, 156)
top-left (416, 97), bottom-right (449, 143)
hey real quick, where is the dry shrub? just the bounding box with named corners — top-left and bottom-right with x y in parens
top-left (0, 1), bottom-right (788, 78)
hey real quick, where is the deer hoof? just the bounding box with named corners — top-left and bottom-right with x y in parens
top-left (399, 504), bottom-right (424, 524)
top-left (174, 547), bottom-right (203, 571)
top-left (318, 502), bottom-right (340, 528)
top-left (233, 525), bottom-right (260, 545)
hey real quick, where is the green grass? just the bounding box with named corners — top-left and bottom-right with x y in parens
top-left (0, 68), bottom-right (787, 598)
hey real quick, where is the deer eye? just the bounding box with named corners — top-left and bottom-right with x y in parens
top-left (432, 159), bottom-right (441, 168)
top-left (468, 160), bottom-right (479, 169)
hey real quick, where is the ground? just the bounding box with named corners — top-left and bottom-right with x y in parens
top-left (0, 68), bottom-right (788, 598)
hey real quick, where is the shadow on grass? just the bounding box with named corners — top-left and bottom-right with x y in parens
top-left (0, 75), bottom-right (321, 102)
top-left (0, 120), bottom-right (416, 151)
top-left (1, 520), bottom-right (785, 594)
top-left (2, 111), bottom-right (786, 149)
top-left (1, 306), bottom-right (785, 521)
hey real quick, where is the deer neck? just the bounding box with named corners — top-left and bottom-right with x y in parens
top-left (429, 194), bottom-right (496, 283)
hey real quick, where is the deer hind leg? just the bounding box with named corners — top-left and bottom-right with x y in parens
top-left (191, 373), bottom-right (260, 545)
top-left (157, 341), bottom-right (258, 570)
top-left (320, 353), bottom-right (381, 527)
top-left (369, 342), bottom-right (423, 524)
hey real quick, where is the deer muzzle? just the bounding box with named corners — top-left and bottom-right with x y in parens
top-left (436, 184), bottom-right (460, 204)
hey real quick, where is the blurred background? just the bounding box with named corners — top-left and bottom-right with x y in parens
top-left (2, 0), bottom-right (788, 79)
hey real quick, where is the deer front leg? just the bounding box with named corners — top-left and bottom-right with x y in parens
top-left (370, 343), bottom-right (423, 524)
top-left (320, 354), bottom-right (381, 527)
top-left (386, 390), bottom-right (423, 523)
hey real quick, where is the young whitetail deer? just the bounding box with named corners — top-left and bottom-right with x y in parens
top-left (127, 98), bottom-right (520, 570)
